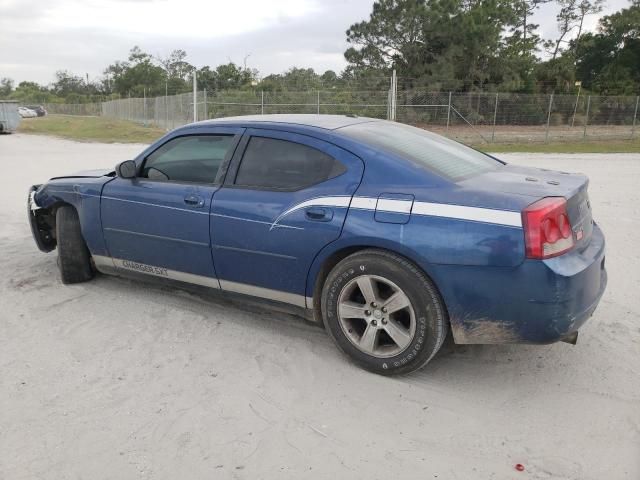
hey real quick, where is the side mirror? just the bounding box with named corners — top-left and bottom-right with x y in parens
top-left (115, 160), bottom-right (137, 179)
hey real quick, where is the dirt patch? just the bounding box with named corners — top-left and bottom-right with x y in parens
top-left (1, 134), bottom-right (638, 479)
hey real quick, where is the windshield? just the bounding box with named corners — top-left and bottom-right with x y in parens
top-left (341, 121), bottom-right (502, 180)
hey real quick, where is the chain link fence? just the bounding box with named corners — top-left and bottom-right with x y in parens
top-left (46, 84), bottom-right (640, 144)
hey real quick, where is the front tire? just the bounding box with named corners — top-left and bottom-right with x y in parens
top-left (56, 206), bottom-right (94, 284)
top-left (321, 249), bottom-right (447, 375)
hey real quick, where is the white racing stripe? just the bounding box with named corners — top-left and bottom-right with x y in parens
top-left (411, 201), bottom-right (522, 227)
top-left (376, 198), bottom-right (413, 214)
top-left (350, 197), bottom-right (377, 210)
top-left (271, 195), bottom-right (521, 228)
top-left (271, 196), bottom-right (351, 229)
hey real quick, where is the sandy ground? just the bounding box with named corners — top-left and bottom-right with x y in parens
top-left (1, 133), bottom-right (639, 480)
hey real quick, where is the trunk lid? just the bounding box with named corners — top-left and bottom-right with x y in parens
top-left (461, 164), bottom-right (594, 250)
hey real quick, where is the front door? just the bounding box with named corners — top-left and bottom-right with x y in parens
top-left (210, 129), bottom-right (364, 306)
top-left (100, 128), bottom-right (243, 287)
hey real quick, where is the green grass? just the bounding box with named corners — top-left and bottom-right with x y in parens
top-left (18, 115), bottom-right (165, 143)
top-left (18, 114), bottom-right (640, 152)
top-left (479, 138), bottom-right (640, 154)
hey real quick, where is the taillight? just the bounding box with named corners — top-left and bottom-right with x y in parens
top-left (522, 197), bottom-right (575, 259)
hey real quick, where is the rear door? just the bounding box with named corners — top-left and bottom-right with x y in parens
top-left (100, 127), bottom-right (243, 286)
top-left (210, 128), bottom-right (364, 306)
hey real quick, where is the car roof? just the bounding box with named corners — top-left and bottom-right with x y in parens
top-left (195, 114), bottom-right (380, 130)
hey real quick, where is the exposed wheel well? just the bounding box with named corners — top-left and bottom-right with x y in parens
top-left (33, 201), bottom-right (74, 251)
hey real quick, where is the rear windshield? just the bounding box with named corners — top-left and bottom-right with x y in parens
top-left (341, 121), bottom-right (502, 180)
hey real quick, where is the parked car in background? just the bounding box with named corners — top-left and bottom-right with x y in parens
top-left (27, 115), bottom-right (607, 375)
top-left (25, 105), bottom-right (47, 117)
top-left (18, 106), bottom-right (38, 118)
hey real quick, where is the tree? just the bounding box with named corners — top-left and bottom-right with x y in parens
top-left (104, 46), bottom-right (166, 96)
top-left (575, 0), bottom-right (605, 44)
top-left (574, 0), bottom-right (640, 94)
top-left (344, 0), bottom-right (528, 91)
top-left (344, 0), bottom-right (427, 74)
top-left (156, 49), bottom-right (194, 93)
top-left (0, 77), bottom-right (14, 97)
top-left (509, 0), bottom-right (551, 56)
top-left (196, 62), bottom-right (257, 92)
top-left (9, 81), bottom-right (60, 103)
top-left (52, 70), bottom-right (86, 96)
top-left (545, 0), bottom-right (604, 59)
top-left (548, 0), bottom-right (580, 59)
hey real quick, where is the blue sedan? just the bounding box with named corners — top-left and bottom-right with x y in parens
top-left (28, 115), bottom-right (607, 375)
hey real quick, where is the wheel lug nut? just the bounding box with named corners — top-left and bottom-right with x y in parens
top-left (371, 320), bottom-right (377, 326)
top-left (365, 310), bottom-right (371, 316)
top-left (381, 307), bottom-right (387, 313)
top-left (382, 319), bottom-right (388, 325)
top-left (371, 302), bottom-right (378, 308)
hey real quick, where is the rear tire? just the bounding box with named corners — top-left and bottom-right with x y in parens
top-left (56, 206), bottom-right (94, 284)
top-left (321, 249), bottom-right (448, 375)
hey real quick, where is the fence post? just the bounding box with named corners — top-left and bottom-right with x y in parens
top-left (491, 93), bottom-right (499, 143)
top-left (446, 91), bottom-right (452, 132)
top-left (390, 69), bottom-right (397, 121)
top-left (165, 81), bottom-right (168, 130)
top-left (632, 96), bottom-right (639, 138)
top-left (202, 88), bottom-right (209, 120)
top-left (192, 71), bottom-right (197, 122)
top-left (317, 91), bottom-right (320, 115)
top-left (545, 93), bottom-right (554, 143)
top-left (261, 90), bottom-right (264, 115)
top-left (583, 95), bottom-right (591, 138)
top-left (571, 84), bottom-right (581, 128)
top-left (143, 87), bottom-right (146, 126)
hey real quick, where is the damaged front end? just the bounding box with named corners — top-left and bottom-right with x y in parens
top-left (28, 185), bottom-right (57, 252)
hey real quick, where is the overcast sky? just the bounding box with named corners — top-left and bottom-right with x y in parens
top-left (0, 0), bottom-right (632, 85)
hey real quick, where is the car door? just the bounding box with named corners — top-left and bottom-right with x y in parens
top-left (210, 128), bottom-right (364, 307)
top-left (100, 128), bottom-right (243, 287)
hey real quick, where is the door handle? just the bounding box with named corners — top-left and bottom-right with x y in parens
top-left (184, 195), bottom-right (204, 208)
top-left (305, 207), bottom-right (333, 222)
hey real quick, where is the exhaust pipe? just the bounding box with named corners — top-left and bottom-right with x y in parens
top-left (561, 331), bottom-right (579, 345)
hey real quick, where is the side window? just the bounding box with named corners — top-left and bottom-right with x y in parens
top-left (234, 137), bottom-right (346, 190)
top-left (142, 135), bottom-right (234, 183)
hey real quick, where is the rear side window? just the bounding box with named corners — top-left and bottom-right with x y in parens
top-left (341, 122), bottom-right (501, 180)
top-left (142, 135), bottom-right (234, 183)
top-left (234, 137), bottom-right (346, 190)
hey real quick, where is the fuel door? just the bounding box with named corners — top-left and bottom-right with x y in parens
top-left (374, 193), bottom-right (414, 224)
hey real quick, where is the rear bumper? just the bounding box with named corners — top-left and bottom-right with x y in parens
top-left (433, 223), bottom-right (607, 344)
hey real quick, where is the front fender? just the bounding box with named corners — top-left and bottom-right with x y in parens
top-left (32, 177), bottom-right (114, 257)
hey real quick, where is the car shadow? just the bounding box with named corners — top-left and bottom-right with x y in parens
top-left (12, 253), bottom-right (569, 384)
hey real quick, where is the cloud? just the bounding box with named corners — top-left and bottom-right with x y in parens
top-left (0, 0), bottom-right (632, 84)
